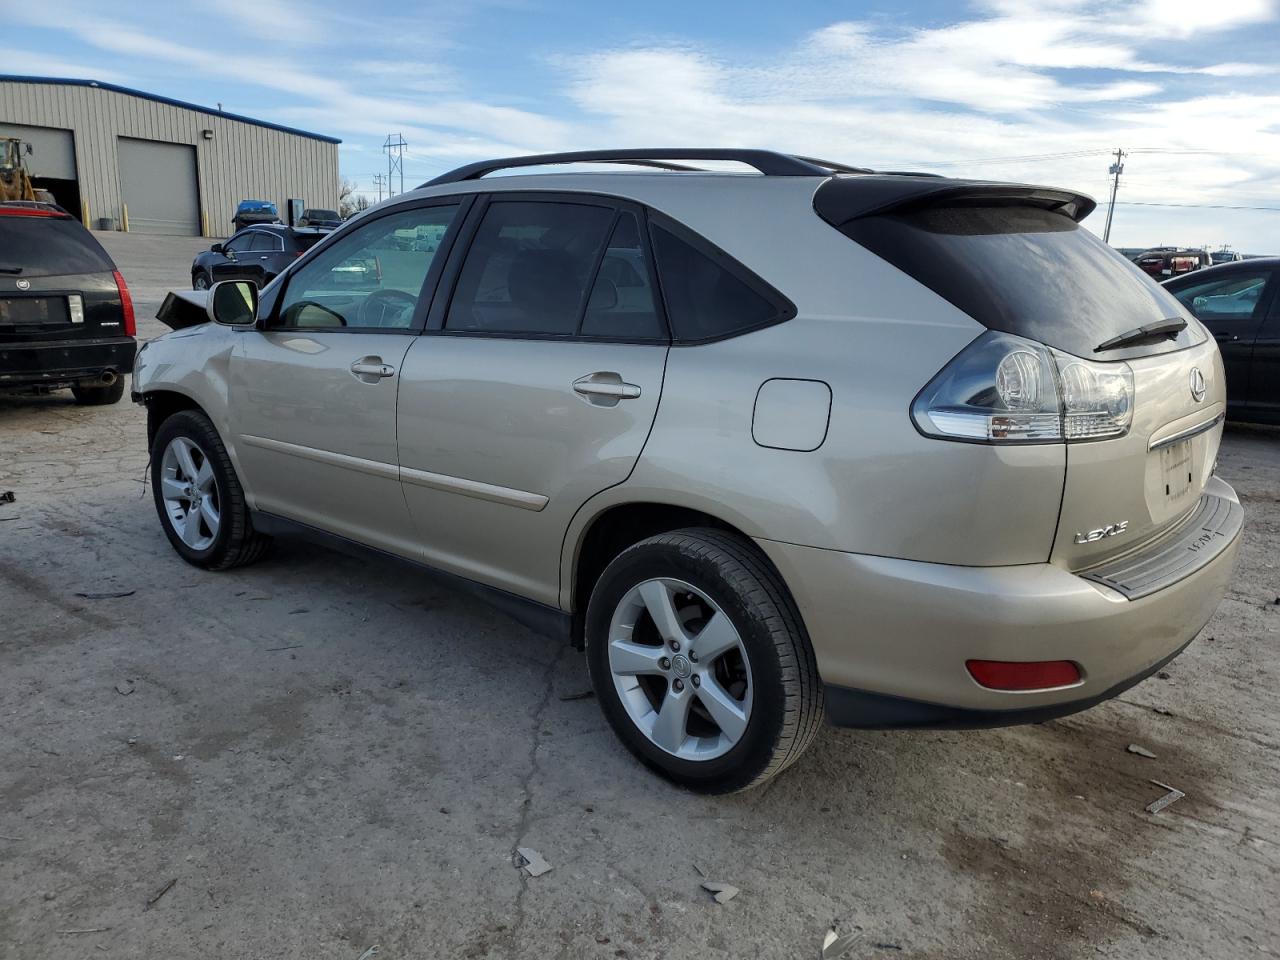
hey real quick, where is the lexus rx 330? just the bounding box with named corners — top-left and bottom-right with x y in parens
top-left (132, 149), bottom-right (1241, 793)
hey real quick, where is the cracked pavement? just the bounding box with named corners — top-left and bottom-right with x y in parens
top-left (1, 233), bottom-right (1278, 959)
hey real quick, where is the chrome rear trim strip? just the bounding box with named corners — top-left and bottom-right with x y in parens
top-left (1148, 412), bottom-right (1225, 452)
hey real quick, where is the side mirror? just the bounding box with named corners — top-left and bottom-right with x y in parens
top-left (207, 280), bottom-right (258, 327)
top-left (210, 242), bottom-right (224, 253)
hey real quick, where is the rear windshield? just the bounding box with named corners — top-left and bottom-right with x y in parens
top-left (306, 210), bottom-right (338, 220)
top-left (295, 232), bottom-right (327, 250)
top-left (839, 205), bottom-right (1204, 359)
top-left (0, 215), bottom-right (115, 278)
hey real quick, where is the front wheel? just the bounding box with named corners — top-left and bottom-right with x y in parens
top-left (586, 528), bottom-right (824, 793)
top-left (193, 271), bottom-right (211, 290)
top-left (150, 410), bottom-right (271, 570)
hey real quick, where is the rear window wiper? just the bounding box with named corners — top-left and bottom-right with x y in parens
top-left (1094, 318), bottom-right (1186, 353)
top-left (0, 266), bottom-right (22, 274)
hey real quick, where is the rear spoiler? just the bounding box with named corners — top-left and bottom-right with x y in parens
top-left (814, 176), bottom-right (1097, 226)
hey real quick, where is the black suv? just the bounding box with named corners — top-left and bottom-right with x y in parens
top-left (0, 202), bottom-right (135, 405)
top-left (191, 224), bottom-right (331, 289)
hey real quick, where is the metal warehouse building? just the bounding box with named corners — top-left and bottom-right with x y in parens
top-left (0, 75), bottom-right (340, 236)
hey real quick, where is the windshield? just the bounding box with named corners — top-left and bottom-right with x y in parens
top-left (306, 209), bottom-right (338, 220)
top-left (237, 201), bottom-right (277, 214)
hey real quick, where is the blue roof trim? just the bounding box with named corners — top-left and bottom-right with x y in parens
top-left (0, 75), bottom-right (342, 144)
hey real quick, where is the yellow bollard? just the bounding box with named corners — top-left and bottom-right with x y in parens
top-left (121, 203), bottom-right (129, 232)
top-left (81, 199), bottom-right (90, 229)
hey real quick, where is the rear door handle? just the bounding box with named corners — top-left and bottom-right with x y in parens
top-left (350, 357), bottom-right (396, 382)
top-left (1214, 332), bottom-right (1238, 342)
top-left (573, 372), bottom-right (641, 406)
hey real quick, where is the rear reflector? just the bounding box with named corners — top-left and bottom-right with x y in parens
top-left (966, 659), bottom-right (1081, 691)
top-left (113, 270), bottom-right (136, 337)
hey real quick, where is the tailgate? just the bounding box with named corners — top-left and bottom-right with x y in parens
top-left (1053, 336), bottom-right (1226, 570)
top-left (0, 272), bottom-right (122, 344)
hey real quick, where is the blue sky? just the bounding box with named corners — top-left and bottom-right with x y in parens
top-left (10, 0), bottom-right (1280, 252)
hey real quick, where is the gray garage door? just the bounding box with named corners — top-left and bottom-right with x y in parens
top-left (117, 137), bottom-right (199, 236)
top-left (0, 122), bottom-right (76, 180)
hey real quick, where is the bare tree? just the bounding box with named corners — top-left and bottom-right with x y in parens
top-left (338, 177), bottom-right (362, 219)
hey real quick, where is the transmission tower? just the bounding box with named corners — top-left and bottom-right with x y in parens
top-left (372, 173), bottom-right (387, 202)
top-left (383, 134), bottom-right (407, 197)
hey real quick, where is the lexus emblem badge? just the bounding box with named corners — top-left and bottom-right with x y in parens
top-left (1189, 367), bottom-right (1206, 403)
top-left (16, 279), bottom-right (30, 290)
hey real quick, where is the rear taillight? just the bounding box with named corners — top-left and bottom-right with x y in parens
top-left (113, 270), bottom-right (136, 337)
top-left (966, 659), bottom-right (1081, 691)
top-left (0, 206), bottom-right (68, 218)
top-left (911, 331), bottom-right (1134, 444)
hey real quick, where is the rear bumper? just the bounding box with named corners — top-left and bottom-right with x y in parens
top-left (0, 336), bottom-right (136, 388)
top-left (754, 476), bottom-right (1242, 727)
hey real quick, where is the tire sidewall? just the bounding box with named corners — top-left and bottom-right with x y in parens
top-left (151, 412), bottom-right (235, 567)
top-left (586, 537), bottom-right (788, 791)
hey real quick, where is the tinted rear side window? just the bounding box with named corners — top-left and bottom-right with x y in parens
top-left (838, 205), bottom-right (1204, 360)
top-left (0, 216), bottom-right (114, 277)
top-left (581, 212), bottom-right (665, 340)
top-left (650, 224), bottom-right (787, 342)
top-left (447, 200), bottom-right (613, 336)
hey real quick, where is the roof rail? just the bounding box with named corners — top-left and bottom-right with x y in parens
top-left (793, 155), bottom-right (875, 175)
top-left (422, 149), bottom-right (833, 187)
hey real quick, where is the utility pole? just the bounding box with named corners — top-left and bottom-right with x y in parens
top-left (1103, 147), bottom-right (1125, 244)
top-left (372, 173), bottom-right (386, 202)
top-left (383, 133), bottom-right (407, 197)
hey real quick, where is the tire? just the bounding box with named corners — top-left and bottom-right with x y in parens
top-left (586, 527), bottom-right (824, 793)
top-left (71, 378), bottom-right (125, 406)
top-left (150, 409), bottom-right (271, 570)
top-left (193, 271), bottom-right (211, 290)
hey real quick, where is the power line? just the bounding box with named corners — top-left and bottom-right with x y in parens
top-left (1115, 200), bottom-right (1280, 212)
top-left (919, 149), bottom-right (1111, 167)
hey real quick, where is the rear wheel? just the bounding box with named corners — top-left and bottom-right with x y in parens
top-left (586, 528), bottom-right (823, 793)
top-left (71, 378), bottom-right (125, 405)
top-left (151, 410), bottom-right (270, 570)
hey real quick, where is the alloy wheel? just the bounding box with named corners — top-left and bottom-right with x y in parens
top-left (159, 436), bottom-right (220, 550)
top-left (607, 578), bottom-right (753, 761)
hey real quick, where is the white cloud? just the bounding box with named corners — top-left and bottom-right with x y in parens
top-left (9, 0), bottom-right (1280, 250)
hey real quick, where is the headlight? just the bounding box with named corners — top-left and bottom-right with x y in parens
top-left (912, 331), bottom-right (1134, 444)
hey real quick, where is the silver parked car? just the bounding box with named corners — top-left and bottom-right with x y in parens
top-left (133, 149), bottom-right (1241, 793)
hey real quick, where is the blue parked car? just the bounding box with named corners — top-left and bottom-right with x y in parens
top-left (231, 199), bottom-right (280, 232)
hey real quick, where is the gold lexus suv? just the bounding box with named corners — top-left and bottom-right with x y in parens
top-left (134, 149), bottom-right (1242, 793)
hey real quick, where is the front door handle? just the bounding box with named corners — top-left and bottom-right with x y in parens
top-left (350, 356), bottom-right (396, 382)
top-left (573, 372), bottom-right (641, 407)
top-left (1214, 332), bottom-right (1238, 342)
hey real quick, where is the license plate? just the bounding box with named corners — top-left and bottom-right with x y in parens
top-left (1161, 439), bottom-right (1194, 500)
top-left (0, 296), bottom-right (67, 325)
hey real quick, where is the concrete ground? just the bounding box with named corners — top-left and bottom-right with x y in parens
top-left (1, 234), bottom-right (1277, 960)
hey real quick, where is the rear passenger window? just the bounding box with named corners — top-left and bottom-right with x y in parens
top-left (581, 213), bottom-right (665, 340)
top-left (650, 224), bottom-right (787, 342)
top-left (446, 201), bottom-right (613, 336)
top-left (249, 233), bottom-right (280, 252)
